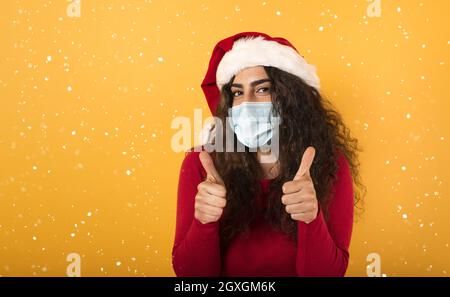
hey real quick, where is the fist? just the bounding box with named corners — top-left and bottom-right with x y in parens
top-left (194, 151), bottom-right (227, 224)
top-left (281, 147), bottom-right (318, 224)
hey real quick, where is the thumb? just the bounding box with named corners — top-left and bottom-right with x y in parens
top-left (294, 146), bottom-right (316, 180)
top-left (199, 151), bottom-right (224, 185)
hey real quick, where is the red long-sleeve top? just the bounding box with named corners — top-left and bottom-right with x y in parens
top-left (171, 150), bottom-right (354, 277)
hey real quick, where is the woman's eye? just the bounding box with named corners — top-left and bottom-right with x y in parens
top-left (232, 91), bottom-right (242, 97)
top-left (232, 87), bottom-right (269, 97)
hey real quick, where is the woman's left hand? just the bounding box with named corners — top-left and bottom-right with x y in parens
top-left (281, 146), bottom-right (318, 224)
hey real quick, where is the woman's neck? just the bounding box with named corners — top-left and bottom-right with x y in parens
top-left (257, 149), bottom-right (279, 179)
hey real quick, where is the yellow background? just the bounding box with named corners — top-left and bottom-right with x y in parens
top-left (0, 0), bottom-right (449, 276)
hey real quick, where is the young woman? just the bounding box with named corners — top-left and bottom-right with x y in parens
top-left (172, 32), bottom-right (365, 277)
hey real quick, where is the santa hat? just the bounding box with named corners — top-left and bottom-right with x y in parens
top-left (201, 31), bottom-right (320, 116)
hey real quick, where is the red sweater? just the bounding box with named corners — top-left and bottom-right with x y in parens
top-left (172, 150), bottom-right (354, 277)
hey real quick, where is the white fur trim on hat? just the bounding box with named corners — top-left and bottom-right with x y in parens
top-left (216, 35), bottom-right (320, 90)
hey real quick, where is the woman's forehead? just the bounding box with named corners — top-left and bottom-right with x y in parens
top-left (233, 66), bottom-right (270, 85)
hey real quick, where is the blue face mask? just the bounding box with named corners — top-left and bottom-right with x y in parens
top-left (228, 102), bottom-right (276, 149)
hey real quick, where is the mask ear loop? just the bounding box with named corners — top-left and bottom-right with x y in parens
top-left (268, 105), bottom-right (276, 128)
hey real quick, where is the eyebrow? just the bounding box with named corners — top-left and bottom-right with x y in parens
top-left (231, 79), bottom-right (271, 89)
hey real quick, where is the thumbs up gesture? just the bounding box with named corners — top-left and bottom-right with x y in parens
top-left (194, 151), bottom-right (227, 224)
top-left (281, 147), bottom-right (318, 224)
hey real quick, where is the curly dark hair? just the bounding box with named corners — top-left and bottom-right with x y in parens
top-left (208, 66), bottom-right (366, 254)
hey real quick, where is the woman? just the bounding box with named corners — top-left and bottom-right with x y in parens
top-left (172, 32), bottom-right (365, 277)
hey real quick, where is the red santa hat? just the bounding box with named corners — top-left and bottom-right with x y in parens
top-left (201, 31), bottom-right (320, 115)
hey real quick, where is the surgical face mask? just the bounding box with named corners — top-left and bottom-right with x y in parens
top-left (228, 102), bottom-right (277, 149)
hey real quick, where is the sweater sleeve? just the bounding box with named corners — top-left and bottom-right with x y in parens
top-left (171, 150), bottom-right (222, 276)
top-left (296, 151), bottom-right (355, 277)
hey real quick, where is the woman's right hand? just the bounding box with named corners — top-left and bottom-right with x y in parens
top-left (195, 151), bottom-right (227, 224)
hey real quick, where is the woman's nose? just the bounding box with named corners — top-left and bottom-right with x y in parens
top-left (242, 90), bottom-right (256, 103)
